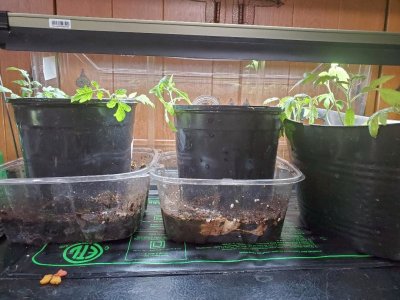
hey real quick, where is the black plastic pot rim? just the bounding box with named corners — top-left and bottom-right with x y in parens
top-left (285, 118), bottom-right (400, 129)
top-left (6, 97), bottom-right (137, 106)
top-left (174, 105), bottom-right (282, 114)
top-left (151, 152), bottom-right (304, 186)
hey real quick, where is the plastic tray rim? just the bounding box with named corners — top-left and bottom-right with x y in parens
top-left (150, 152), bottom-right (305, 186)
top-left (0, 148), bottom-right (159, 185)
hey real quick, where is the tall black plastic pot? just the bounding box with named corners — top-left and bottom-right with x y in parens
top-left (8, 98), bottom-right (135, 178)
top-left (285, 117), bottom-right (400, 260)
top-left (174, 105), bottom-right (282, 179)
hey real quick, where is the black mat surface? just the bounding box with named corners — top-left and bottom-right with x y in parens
top-left (0, 194), bottom-right (397, 279)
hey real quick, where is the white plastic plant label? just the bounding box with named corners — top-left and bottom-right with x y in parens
top-left (42, 56), bottom-right (57, 81)
top-left (49, 19), bottom-right (71, 29)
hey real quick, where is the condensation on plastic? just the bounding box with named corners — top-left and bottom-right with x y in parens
top-left (151, 152), bottom-right (304, 244)
top-left (0, 148), bottom-right (158, 244)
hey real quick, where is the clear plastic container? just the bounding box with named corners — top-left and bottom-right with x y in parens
top-left (151, 152), bottom-right (304, 244)
top-left (0, 148), bottom-right (157, 244)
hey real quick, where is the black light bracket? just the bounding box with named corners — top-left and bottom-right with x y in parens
top-left (1, 12), bottom-right (400, 65)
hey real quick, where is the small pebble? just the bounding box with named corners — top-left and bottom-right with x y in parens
top-left (230, 204), bottom-right (234, 209)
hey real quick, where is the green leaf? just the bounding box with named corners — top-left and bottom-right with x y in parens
top-left (344, 108), bottom-right (355, 126)
top-left (106, 99), bottom-right (117, 108)
top-left (315, 74), bottom-right (335, 85)
top-left (368, 115), bottom-right (379, 138)
top-left (328, 64), bottom-right (350, 88)
top-left (263, 97), bottom-right (279, 105)
top-left (377, 88), bottom-right (400, 107)
top-left (134, 94), bottom-right (154, 107)
top-left (12, 80), bottom-right (29, 87)
top-left (71, 85), bottom-right (93, 103)
top-left (119, 102), bottom-right (132, 112)
top-left (0, 86), bottom-right (13, 94)
top-left (335, 100), bottom-right (345, 111)
top-left (289, 72), bottom-right (317, 92)
top-left (10, 93), bottom-right (20, 99)
top-left (20, 87), bottom-right (33, 97)
top-left (378, 112), bottom-right (387, 125)
top-left (97, 91), bottom-right (104, 100)
top-left (6, 67), bottom-right (30, 81)
top-left (115, 89), bottom-right (127, 96)
top-left (40, 86), bottom-right (69, 98)
top-left (114, 103), bottom-right (126, 122)
top-left (164, 102), bottom-right (175, 116)
top-left (323, 98), bottom-right (331, 109)
top-left (31, 81), bottom-right (42, 88)
top-left (128, 92), bottom-right (137, 99)
top-left (91, 81), bottom-right (100, 89)
top-left (362, 75), bottom-right (394, 93)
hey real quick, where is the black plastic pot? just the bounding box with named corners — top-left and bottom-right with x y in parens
top-left (285, 115), bottom-right (400, 260)
top-left (8, 98), bottom-right (135, 178)
top-left (174, 105), bottom-right (282, 180)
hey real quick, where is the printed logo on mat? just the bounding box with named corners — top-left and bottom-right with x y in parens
top-left (62, 243), bottom-right (104, 264)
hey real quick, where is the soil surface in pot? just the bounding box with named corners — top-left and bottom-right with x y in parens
top-left (160, 188), bottom-right (287, 244)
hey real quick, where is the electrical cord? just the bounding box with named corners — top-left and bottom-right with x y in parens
top-left (0, 73), bottom-right (21, 159)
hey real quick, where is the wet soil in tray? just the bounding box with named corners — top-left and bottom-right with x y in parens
top-left (0, 158), bottom-right (150, 245)
top-left (0, 191), bottom-right (147, 245)
top-left (161, 188), bottom-right (288, 244)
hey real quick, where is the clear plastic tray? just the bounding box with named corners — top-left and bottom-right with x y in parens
top-left (151, 152), bottom-right (304, 244)
top-left (0, 148), bottom-right (158, 244)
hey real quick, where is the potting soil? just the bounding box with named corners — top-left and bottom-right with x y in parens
top-left (0, 193), bottom-right (395, 279)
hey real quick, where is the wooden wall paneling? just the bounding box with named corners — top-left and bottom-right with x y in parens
top-left (338, 0), bottom-right (387, 32)
top-left (243, 0), bottom-right (284, 25)
top-left (246, 0), bottom-right (294, 161)
top-left (240, 0), bottom-right (294, 106)
top-left (223, 0), bottom-right (237, 24)
top-left (288, 0), bottom-right (340, 98)
top-left (211, 60), bottom-right (241, 105)
top-left (113, 0), bottom-right (163, 20)
top-left (188, 0), bottom-right (223, 23)
top-left (164, 0), bottom-right (207, 21)
top-left (112, 0), bottom-right (164, 148)
top-left (0, 0), bottom-right (55, 162)
top-left (0, 52), bottom-right (32, 162)
top-left (0, 0), bottom-right (54, 14)
top-left (160, 58), bottom-right (213, 141)
top-left (56, 0), bottom-right (114, 95)
top-left (377, 0), bottom-right (400, 120)
top-left (211, 1), bottom-right (240, 107)
top-left (338, 0), bottom-right (387, 116)
top-left (159, 0), bottom-right (213, 149)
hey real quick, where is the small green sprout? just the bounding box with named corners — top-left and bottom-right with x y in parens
top-left (149, 75), bottom-right (191, 131)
